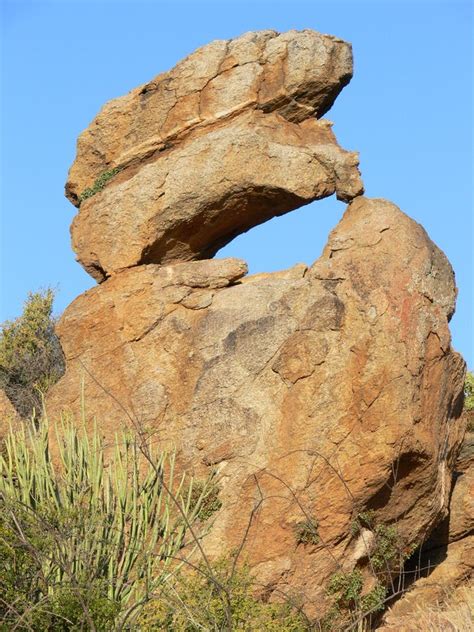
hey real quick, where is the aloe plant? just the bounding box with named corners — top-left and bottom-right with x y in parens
top-left (0, 416), bottom-right (209, 628)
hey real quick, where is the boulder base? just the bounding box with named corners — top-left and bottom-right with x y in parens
top-left (49, 197), bottom-right (466, 613)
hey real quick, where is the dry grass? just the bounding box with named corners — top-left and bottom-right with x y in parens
top-left (407, 584), bottom-right (473, 632)
top-left (379, 583), bottom-right (473, 632)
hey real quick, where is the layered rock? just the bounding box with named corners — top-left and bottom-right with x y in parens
top-left (67, 30), bottom-right (363, 281)
top-left (48, 197), bottom-right (466, 614)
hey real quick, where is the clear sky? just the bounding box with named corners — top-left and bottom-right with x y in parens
top-left (1, 0), bottom-right (472, 366)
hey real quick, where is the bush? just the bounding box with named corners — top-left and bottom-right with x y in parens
top-left (0, 289), bottom-right (65, 417)
top-left (323, 570), bottom-right (386, 631)
top-left (0, 416), bottom-right (208, 629)
top-left (351, 510), bottom-right (412, 577)
top-left (464, 371), bottom-right (474, 413)
top-left (137, 557), bottom-right (310, 631)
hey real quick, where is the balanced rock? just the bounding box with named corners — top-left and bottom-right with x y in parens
top-left (67, 30), bottom-right (363, 281)
top-left (48, 197), bottom-right (466, 613)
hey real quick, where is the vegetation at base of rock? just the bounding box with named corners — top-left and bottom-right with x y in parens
top-left (78, 167), bottom-right (122, 203)
top-left (0, 289), bottom-right (65, 418)
top-left (350, 509), bottom-right (377, 535)
top-left (322, 569), bottom-right (386, 631)
top-left (371, 523), bottom-right (402, 572)
top-left (137, 557), bottom-right (311, 631)
top-left (0, 416), bottom-right (208, 629)
top-left (351, 510), bottom-right (413, 575)
top-left (293, 516), bottom-right (319, 545)
top-left (188, 477), bottom-right (222, 521)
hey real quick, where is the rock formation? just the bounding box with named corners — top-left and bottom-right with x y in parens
top-left (51, 29), bottom-right (468, 622)
top-left (380, 421), bottom-right (473, 630)
top-left (67, 30), bottom-right (362, 281)
top-left (0, 389), bottom-right (19, 438)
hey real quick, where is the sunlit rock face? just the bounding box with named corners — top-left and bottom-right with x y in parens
top-left (49, 196), bottom-right (466, 614)
top-left (66, 29), bottom-right (363, 281)
top-left (56, 28), bottom-right (468, 619)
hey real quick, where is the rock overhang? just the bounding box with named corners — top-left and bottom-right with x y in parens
top-left (66, 29), bottom-right (363, 282)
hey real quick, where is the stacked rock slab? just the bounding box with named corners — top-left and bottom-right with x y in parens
top-left (52, 29), bottom-right (467, 618)
top-left (67, 30), bottom-right (363, 281)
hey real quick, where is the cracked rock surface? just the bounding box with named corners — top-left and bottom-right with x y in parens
top-left (48, 197), bottom-right (466, 612)
top-left (66, 29), bottom-right (363, 281)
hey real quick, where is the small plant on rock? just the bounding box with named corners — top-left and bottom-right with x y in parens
top-left (293, 516), bottom-right (319, 545)
top-left (78, 166), bottom-right (122, 203)
top-left (351, 510), bottom-right (412, 576)
top-left (350, 509), bottom-right (377, 535)
top-left (323, 569), bottom-right (386, 631)
top-left (371, 523), bottom-right (400, 572)
top-left (188, 477), bottom-right (222, 521)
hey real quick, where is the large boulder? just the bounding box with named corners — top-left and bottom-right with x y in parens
top-left (66, 30), bottom-right (363, 281)
top-left (48, 197), bottom-right (466, 615)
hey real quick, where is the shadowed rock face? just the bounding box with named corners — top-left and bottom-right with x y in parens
top-left (49, 197), bottom-right (466, 613)
top-left (379, 427), bottom-right (473, 631)
top-left (66, 29), bottom-right (363, 281)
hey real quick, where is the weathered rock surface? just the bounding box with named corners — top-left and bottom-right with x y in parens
top-left (48, 197), bottom-right (466, 614)
top-left (67, 30), bottom-right (363, 281)
top-left (67, 29), bottom-right (353, 202)
top-left (379, 427), bottom-right (473, 630)
top-left (378, 539), bottom-right (473, 631)
top-left (0, 389), bottom-right (19, 438)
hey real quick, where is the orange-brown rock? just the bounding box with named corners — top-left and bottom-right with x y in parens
top-left (66, 30), bottom-right (363, 281)
top-left (0, 388), bottom-right (19, 438)
top-left (377, 427), bottom-right (473, 630)
top-left (378, 538), bottom-right (473, 631)
top-left (48, 197), bottom-right (466, 614)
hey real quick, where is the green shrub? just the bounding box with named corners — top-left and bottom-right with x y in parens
top-left (137, 557), bottom-right (310, 631)
top-left (371, 523), bottom-right (400, 572)
top-left (293, 516), bottom-right (319, 545)
top-left (0, 416), bottom-right (208, 629)
top-left (323, 569), bottom-right (386, 631)
top-left (464, 371), bottom-right (474, 413)
top-left (0, 289), bottom-right (65, 418)
top-left (350, 509), bottom-right (377, 535)
top-left (78, 167), bottom-right (122, 203)
top-left (351, 511), bottom-right (411, 576)
top-left (327, 569), bottom-right (364, 611)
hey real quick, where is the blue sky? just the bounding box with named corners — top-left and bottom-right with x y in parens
top-left (1, 0), bottom-right (472, 366)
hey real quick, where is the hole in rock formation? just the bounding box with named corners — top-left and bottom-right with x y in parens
top-left (67, 29), bottom-right (364, 282)
top-left (217, 195), bottom-right (347, 274)
top-left (139, 185), bottom-right (311, 266)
